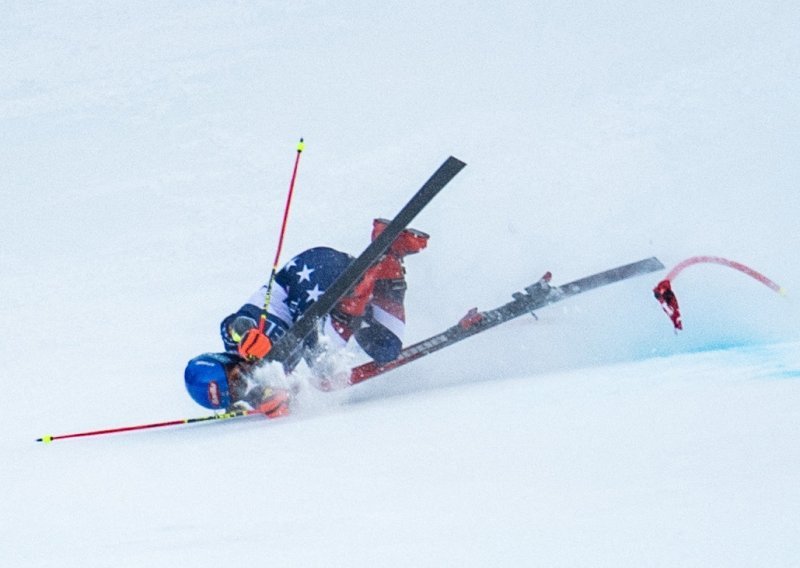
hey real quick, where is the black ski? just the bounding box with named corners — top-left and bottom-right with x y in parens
top-left (266, 156), bottom-right (467, 365)
top-left (346, 257), bottom-right (665, 386)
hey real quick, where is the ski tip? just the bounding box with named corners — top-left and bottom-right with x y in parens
top-left (446, 155), bottom-right (467, 168)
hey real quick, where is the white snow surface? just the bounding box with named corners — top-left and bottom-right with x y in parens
top-left (2, 3), bottom-right (800, 566)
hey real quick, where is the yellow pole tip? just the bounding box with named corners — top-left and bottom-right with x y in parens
top-left (297, 138), bottom-right (305, 152)
top-left (779, 287), bottom-right (787, 297)
top-left (40, 436), bottom-right (53, 444)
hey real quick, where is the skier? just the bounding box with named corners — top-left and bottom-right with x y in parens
top-left (184, 219), bottom-right (429, 417)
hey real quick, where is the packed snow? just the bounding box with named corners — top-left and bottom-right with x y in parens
top-left (2, 2), bottom-right (799, 566)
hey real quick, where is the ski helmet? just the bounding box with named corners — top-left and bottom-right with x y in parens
top-left (184, 352), bottom-right (239, 409)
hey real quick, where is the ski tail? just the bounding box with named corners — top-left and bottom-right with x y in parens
top-left (554, 257), bottom-right (665, 297)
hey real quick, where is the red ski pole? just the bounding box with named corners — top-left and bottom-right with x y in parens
top-left (653, 255), bottom-right (786, 331)
top-left (36, 408), bottom-right (262, 444)
top-left (259, 138), bottom-right (305, 332)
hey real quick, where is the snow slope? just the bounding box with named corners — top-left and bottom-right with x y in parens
top-left (2, 2), bottom-right (799, 566)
